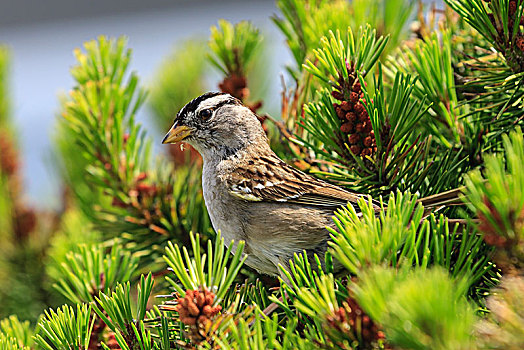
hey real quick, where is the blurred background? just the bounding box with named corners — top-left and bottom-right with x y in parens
top-left (1, 0), bottom-right (288, 209)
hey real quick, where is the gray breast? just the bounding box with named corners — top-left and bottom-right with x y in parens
top-left (201, 160), bottom-right (336, 276)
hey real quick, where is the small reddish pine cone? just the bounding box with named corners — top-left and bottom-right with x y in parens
top-left (363, 136), bottom-right (374, 148)
top-left (361, 148), bottom-right (373, 157)
top-left (326, 297), bottom-right (386, 347)
top-left (509, 1), bottom-right (517, 16)
top-left (135, 183), bottom-right (158, 197)
top-left (358, 110), bottom-right (369, 122)
top-left (350, 145), bottom-right (362, 155)
top-left (174, 289), bottom-right (222, 327)
top-left (331, 90), bottom-right (345, 101)
top-left (340, 101), bottom-right (352, 112)
top-left (516, 35), bottom-right (524, 52)
top-left (352, 81), bottom-right (362, 94)
top-left (477, 196), bottom-right (509, 247)
top-left (354, 103), bottom-right (365, 116)
top-left (346, 112), bottom-right (357, 122)
top-left (349, 92), bottom-right (360, 104)
top-left (355, 123), bottom-right (365, 133)
top-left (219, 73), bottom-right (248, 101)
top-left (335, 106), bottom-right (346, 120)
top-left (340, 122), bottom-right (354, 134)
top-left (0, 132), bottom-right (19, 176)
top-left (348, 133), bottom-right (360, 144)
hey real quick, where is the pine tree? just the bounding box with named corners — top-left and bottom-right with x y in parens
top-left (1, 0), bottom-right (524, 349)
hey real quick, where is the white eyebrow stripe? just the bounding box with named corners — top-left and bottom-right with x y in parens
top-left (196, 94), bottom-right (235, 112)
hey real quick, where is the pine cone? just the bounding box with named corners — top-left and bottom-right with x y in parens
top-left (349, 92), bottom-right (360, 104)
top-left (477, 196), bottom-right (524, 274)
top-left (363, 136), bottom-right (374, 148)
top-left (0, 130), bottom-right (19, 176)
top-left (509, 1), bottom-right (517, 17)
top-left (516, 35), bottom-right (524, 53)
top-left (336, 106), bottom-right (346, 119)
top-left (354, 103), bottom-right (365, 116)
top-left (330, 65), bottom-right (378, 164)
top-left (325, 297), bottom-right (387, 348)
top-left (340, 122), bottom-right (354, 134)
top-left (352, 82), bottom-right (362, 94)
top-left (340, 101), bottom-right (352, 112)
top-left (345, 112), bottom-right (357, 122)
top-left (174, 289), bottom-right (222, 327)
top-left (348, 133), bottom-right (360, 144)
top-left (350, 145), bottom-right (362, 155)
top-left (219, 73), bottom-right (248, 101)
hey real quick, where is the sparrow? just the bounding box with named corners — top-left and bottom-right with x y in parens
top-left (162, 92), bottom-right (460, 276)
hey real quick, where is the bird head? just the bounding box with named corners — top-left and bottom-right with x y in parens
top-left (162, 92), bottom-right (267, 159)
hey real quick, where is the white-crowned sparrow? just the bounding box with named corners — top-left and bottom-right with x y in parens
top-left (162, 92), bottom-right (458, 276)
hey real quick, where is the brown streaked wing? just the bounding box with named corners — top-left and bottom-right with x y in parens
top-left (226, 154), bottom-right (377, 210)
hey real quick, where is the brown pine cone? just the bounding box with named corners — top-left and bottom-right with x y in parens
top-left (350, 145), bottom-right (362, 155)
top-left (335, 106), bottom-right (346, 119)
top-left (354, 103), bottom-right (365, 116)
top-left (509, 1), bottom-right (517, 16)
top-left (219, 73), bottom-right (248, 101)
top-left (348, 133), bottom-right (361, 144)
top-left (331, 90), bottom-right (345, 101)
top-left (345, 112), bottom-right (357, 122)
top-left (352, 82), bottom-right (362, 93)
top-left (358, 110), bottom-right (369, 122)
top-left (361, 148), bottom-right (373, 157)
top-left (174, 289), bottom-right (222, 327)
top-left (326, 297), bottom-right (387, 348)
top-left (516, 35), bottom-right (524, 52)
top-left (340, 101), bottom-right (352, 112)
top-left (349, 92), bottom-right (360, 104)
top-left (340, 122), bottom-right (354, 134)
top-left (363, 136), bottom-right (374, 147)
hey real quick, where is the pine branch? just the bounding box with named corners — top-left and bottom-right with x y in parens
top-left (0, 334), bottom-right (28, 350)
top-left (353, 267), bottom-right (476, 349)
top-left (52, 243), bottom-right (139, 304)
top-left (294, 274), bottom-right (387, 349)
top-left (162, 232), bottom-right (247, 304)
top-left (208, 19), bottom-right (266, 120)
top-left (326, 192), bottom-right (494, 295)
top-left (446, 0), bottom-right (524, 72)
top-left (34, 304), bottom-right (95, 350)
top-left (0, 316), bottom-right (33, 349)
top-left (463, 127), bottom-right (524, 273)
top-left (92, 274), bottom-right (154, 349)
top-left (58, 36), bottom-right (213, 269)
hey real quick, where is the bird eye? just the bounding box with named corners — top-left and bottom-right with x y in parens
top-left (199, 108), bottom-right (213, 120)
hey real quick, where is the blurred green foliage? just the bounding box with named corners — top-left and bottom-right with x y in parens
top-left (0, 0), bottom-right (524, 349)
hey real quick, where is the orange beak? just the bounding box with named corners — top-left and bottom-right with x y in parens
top-left (162, 125), bottom-right (193, 144)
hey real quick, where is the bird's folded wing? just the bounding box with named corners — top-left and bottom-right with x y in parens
top-left (226, 155), bottom-right (377, 210)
